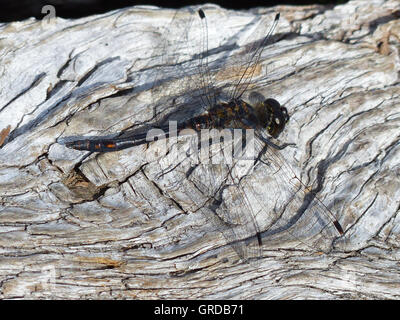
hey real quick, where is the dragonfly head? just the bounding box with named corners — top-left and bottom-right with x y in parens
top-left (256, 98), bottom-right (289, 138)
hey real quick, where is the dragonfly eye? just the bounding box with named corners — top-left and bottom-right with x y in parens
top-left (281, 106), bottom-right (289, 124)
top-left (263, 99), bottom-right (289, 138)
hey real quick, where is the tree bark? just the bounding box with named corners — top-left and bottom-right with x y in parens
top-left (0, 0), bottom-right (399, 299)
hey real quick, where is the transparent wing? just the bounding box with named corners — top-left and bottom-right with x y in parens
top-left (141, 123), bottom-right (343, 264)
top-left (149, 8), bottom-right (215, 122)
top-left (192, 126), bottom-right (344, 260)
top-left (181, 140), bottom-right (264, 263)
top-left (150, 8), bottom-right (281, 117)
top-left (238, 133), bottom-right (344, 252)
top-left (141, 130), bottom-right (263, 263)
top-left (201, 11), bottom-right (280, 102)
top-left (115, 8), bottom-right (215, 141)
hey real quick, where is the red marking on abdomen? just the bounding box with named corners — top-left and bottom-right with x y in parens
top-left (106, 143), bottom-right (116, 148)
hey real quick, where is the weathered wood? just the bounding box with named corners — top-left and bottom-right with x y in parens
top-left (0, 0), bottom-right (400, 299)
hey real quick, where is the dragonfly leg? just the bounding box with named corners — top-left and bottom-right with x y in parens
top-left (257, 134), bottom-right (295, 150)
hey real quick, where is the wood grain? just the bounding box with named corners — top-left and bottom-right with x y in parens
top-left (0, 0), bottom-right (399, 299)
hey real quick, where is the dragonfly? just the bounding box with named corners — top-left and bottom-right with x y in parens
top-left (64, 7), bottom-right (344, 262)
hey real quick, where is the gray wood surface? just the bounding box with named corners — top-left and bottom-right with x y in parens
top-left (0, 0), bottom-right (399, 299)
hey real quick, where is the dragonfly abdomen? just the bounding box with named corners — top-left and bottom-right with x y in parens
top-left (65, 139), bottom-right (140, 152)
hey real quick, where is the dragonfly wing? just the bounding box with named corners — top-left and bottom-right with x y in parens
top-left (209, 12), bottom-right (280, 101)
top-left (240, 134), bottom-right (343, 252)
top-left (150, 8), bottom-right (217, 121)
top-left (184, 136), bottom-right (264, 263)
top-left (142, 132), bottom-right (263, 263)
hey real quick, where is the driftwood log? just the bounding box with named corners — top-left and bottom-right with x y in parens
top-left (0, 0), bottom-right (399, 299)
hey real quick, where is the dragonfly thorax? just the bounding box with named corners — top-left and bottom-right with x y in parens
top-left (254, 98), bottom-right (289, 138)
